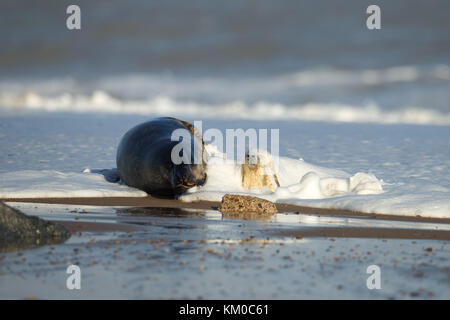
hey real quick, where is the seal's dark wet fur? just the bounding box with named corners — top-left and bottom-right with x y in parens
top-left (116, 117), bottom-right (207, 196)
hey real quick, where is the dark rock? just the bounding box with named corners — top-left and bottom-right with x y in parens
top-left (0, 201), bottom-right (70, 252)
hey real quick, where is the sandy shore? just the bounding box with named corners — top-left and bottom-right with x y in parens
top-left (2, 196), bottom-right (450, 299)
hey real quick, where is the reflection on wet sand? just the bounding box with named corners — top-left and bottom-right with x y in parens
top-left (54, 205), bottom-right (450, 241)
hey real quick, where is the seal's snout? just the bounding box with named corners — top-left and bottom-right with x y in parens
top-left (196, 177), bottom-right (206, 186)
top-left (172, 164), bottom-right (206, 193)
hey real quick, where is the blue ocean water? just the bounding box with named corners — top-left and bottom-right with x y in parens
top-left (0, 0), bottom-right (449, 118)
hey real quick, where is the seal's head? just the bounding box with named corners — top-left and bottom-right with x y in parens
top-left (170, 120), bottom-right (208, 194)
top-left (172, 163), bottom-right (207, 193)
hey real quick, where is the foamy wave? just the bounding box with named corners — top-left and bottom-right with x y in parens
top-left (287, 64), bottom-right (450, 87)
top-left (1, 64), bottom-right (449, 124)
top-left (1, 90), bottom-right (449, 125)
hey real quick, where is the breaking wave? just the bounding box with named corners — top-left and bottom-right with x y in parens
top-left (1, 90), bottom-right (449, 125)
top-left (1, 64), bottom-right (449, 125)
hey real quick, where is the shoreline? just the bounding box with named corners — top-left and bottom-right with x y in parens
top-left (3, 196), bottom-right (450, 224)
top-left (51, 220), bottom-right (450, 240)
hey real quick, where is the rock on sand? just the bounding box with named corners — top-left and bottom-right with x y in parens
top-left (218, 194), bottom-right (278, 217)
top-left (0, 201), bottom-right (70, 252)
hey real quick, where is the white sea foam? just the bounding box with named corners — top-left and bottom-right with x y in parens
top-left (0, 147), bottom-right (449, 218)
top-left (1, 90), bottom-right (449, 125)
top-left (181, 150), bottom-right (383, 205)
top-left (0, 170), bottom-right (146, 198)
top-left (180, 150), bottom-right (450, 219)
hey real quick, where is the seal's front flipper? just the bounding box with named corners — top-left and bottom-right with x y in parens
top-left (84, 168), bottom-right (121, 183)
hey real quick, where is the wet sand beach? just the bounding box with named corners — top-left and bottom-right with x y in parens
top-left (4, 196), bottom-right (450, 224)
top-left (1, 197), bottom-right (449, 299)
